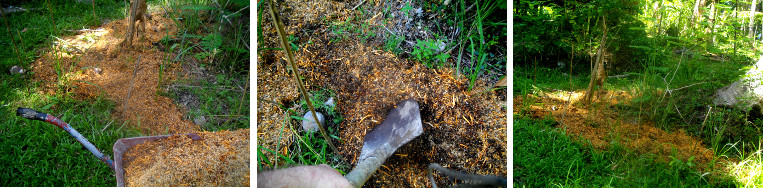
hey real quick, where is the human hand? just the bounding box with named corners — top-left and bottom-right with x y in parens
top-left (257, 164), bottom-right (353, 188)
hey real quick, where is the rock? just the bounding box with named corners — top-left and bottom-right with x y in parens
top-left (324, 97), bottom-right (335, 108)
top-left (10, 66), bottom-right (23, 75)
top-left (2, 6), bottom-right (27, 14)
top-left (193, 116), bottom-right (206, 126)
top-left (301, 111), bottom-right (325, 133)
top-left (714, 55), bottom-right (763, 116)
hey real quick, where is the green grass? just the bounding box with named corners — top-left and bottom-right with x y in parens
top-left (0, 91), bottom-right (142, 186)
top-left (157, 0), bottom-right (249, 132)
top-left (257, 88), bottom-right (348, 174)
top-left (168, 73), bottom-right (249, 131)
top-left (0, 0), bottom-right (249, 186)
top-left (0, 1), bottom-right (139, 186)
top-left (0, 0), bottom-right (125, 69)
top-left (512, 41), bottom-right (757, 186)
top-left (727, 141), bottom-right (763, 187)
top-left (319, 0), bottom-right (507, 91)
top-left (514, 116), bottom-right (735, 187)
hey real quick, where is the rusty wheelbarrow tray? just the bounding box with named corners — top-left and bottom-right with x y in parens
top-left (16, 107), bottom-right (197, 187)
top-left (112, 133), bottom-right (199, 186)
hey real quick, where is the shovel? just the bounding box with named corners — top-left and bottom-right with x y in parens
top-left (344, 99), bottom-right (424, 187)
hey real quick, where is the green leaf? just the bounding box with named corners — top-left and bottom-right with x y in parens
top-left (291, 115), bottom-right (310, 121)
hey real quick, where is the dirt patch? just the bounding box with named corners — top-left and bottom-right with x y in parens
top-left (515, 90), bottom-right (732, 175)
top-left (257, 0), bottom-right (507, 187)
top-left (29, 10), bottom-right (199, 135)
top-left (123, 128), bottom-right (249, 186)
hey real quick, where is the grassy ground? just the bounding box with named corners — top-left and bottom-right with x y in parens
top-left (0, 0), bottom-right (249, 186)
top-left (0, 1), bottom-right (132, 186)
top-left (514, 116), bottom-right (736, 187)
top-left (513, 49), bottom-right (763, 186)
top-left (0, 0), bottom-right (125, 68)
top-left (257, 88), bottom-right (348, 173)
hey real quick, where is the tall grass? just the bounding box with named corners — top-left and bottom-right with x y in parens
top-left (158, 0), bottom-right (249, 131)
top-left (728, 142), bottom-right (763, 187)
top-left (256, 89), bottom-right (348, 173)
top-left (514, 115), bottom-right (735, 187)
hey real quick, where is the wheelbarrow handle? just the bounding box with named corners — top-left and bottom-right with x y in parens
top-left (17, 108), bottom-right (48, 121)
top-left (16, 107), bottom-right (116, 172)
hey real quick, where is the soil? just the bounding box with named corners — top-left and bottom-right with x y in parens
top-left (257, 0), bottom-right (507, 187)
top-left (123, 129), bottom-right (250, 187)
top-left (29, 9), bottom-right (199, 135)
top-left (515, 89), bottom-right (734, 178)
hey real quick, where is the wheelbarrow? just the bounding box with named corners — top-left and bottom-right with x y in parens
top-left (16, 107), bottom-right (200, 187)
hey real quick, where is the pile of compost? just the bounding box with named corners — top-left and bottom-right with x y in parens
top-left (123, 129), bottom-right (249, 187)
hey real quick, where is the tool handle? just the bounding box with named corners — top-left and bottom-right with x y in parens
top-left (345, 144), bottom-right (396, 188)
top-left (427, 163), bottom-right (507, 188)
top-left (16, 107), bottom-right (116, 172)
top-left (345, 155), bottom-right (385, 188)
top-left (17, 108), bottom-right (48, 121)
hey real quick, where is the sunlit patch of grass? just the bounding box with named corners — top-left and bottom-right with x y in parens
top-left (728, 143), bottom-right (763, 187)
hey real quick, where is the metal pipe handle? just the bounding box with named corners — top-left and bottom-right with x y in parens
top-left (16, 107), bottom-right (116, 172)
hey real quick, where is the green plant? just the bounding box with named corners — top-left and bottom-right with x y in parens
top-left (160, 0), bottom-right (208, 34)
top-left (300, 88), bottom-right (343, 125)
top-left (288, 35), bottom-right (299, 52)
top-left (384, 34), bottom-right (404, 54)
top-left (194, 33), bottom-right (223, 61)
top-left (401, 2), bottom-right (413, 18)
top-left (412, 39), bottom-right (449, 69)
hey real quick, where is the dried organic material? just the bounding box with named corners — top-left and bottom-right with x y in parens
top-left (515, 90), bottom-right (733, 175)
top-left (31, 10), bottom-right (199, 135)
top-left (257, 0), bottom-right (507, 186)
top-left (123, 129), bottom-right (250, 187)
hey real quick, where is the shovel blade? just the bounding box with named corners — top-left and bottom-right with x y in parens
top-left (357, 99), bottom-right (423, 164)
top-left (346, 99), bottom-right (423, 187)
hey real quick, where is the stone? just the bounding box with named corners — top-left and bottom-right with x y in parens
top-left (714, 55), bottom-right (763, 116)
top-left (193, 116), bottom-right (206, 126)
top-left (324, 97), bottom-right (335, 108)
top-left (301, 111), bottom-right (325, 133)
top-left (10, 66), bottom-right (23, 75)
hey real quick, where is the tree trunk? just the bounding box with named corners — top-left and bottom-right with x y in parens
top-left (735, 0), bottom-right (739, 54)
top-left (694, 0), bottom-right (702, 25)
top-left (750, 0), bottom-right (758, 38)
top-left (710, 0), bottom-right (718, 47)
top-left (584, 16), bottom-right (608, 105)
top-left (657, 0), bottom-right (665, 35)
